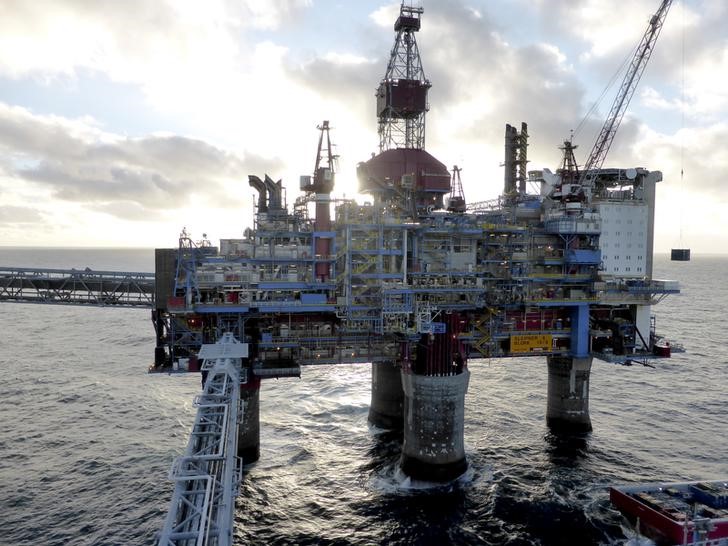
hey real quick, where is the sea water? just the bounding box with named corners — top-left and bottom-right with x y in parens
top-left (1, 248), bottom-right (726, 545)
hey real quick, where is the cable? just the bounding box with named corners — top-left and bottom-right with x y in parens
top-left (573, 42), bottom-right (640, 140)
top-left (679, 0), bottom-right (685, 245)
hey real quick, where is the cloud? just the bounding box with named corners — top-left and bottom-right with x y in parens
top-left (640, 86), bottom-right (679, 110)
top-left (88, 201), bottom-right (158, 222)
top-left (281, 0), bottom-right (597, 199)
top-left (286, 54), bottom-right (380, 121)
top-left (532, 0), bottom-right (658, 60)
top-left (263, 0), bottom-right (726, 207)
top-left (634, 122), bottom-right (728, 196)
top-left (240, 0), bottom-right (312, 30)
top-left (0, 103), bottom-right (283, 217)
top-left (0, 1), bottom-right (214, 80)
top-left (369, 3), bottom-right (400, 28)
top-left (0, 0), bottom-right (317, 131)
top-left (530, 0), bottom-right (728, 121)
top-left (0, 205), bottom-right (44, 225)
top-left (0, 0), bottom-right (724, 250)
top-left (381, 1), bottom-right (595, 174)
top-left (0, 0), bottom-right (315, 81)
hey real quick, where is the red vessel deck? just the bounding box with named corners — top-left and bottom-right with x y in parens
top-left (610, 480), bottom-right (728, 544)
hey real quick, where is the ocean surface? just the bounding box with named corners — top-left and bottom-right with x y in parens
top-left (1, 248), bottom-right (726, 545)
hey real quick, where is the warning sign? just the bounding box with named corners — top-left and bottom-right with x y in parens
top-left (510, 334), bottom-right (553, 353)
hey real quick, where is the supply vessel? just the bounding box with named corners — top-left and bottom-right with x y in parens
top-left (610, 480), bottom-right (728, 545)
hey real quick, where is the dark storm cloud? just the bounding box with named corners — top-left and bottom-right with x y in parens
top-left (0, 104), bottom-right (283, 217)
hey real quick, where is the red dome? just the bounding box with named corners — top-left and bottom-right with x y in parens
top-left (357, 148), bottom-right (450, 195)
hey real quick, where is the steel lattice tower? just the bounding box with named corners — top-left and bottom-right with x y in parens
top-left (377, 3), bottom-right (430, 151)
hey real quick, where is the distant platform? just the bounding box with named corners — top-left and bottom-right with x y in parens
top-left (671, 248), bottom-right (691, 261)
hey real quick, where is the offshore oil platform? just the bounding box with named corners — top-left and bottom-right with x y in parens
top-left (150, 0), bottom-right (678, 491)
top-left (0, 2), bottom-right (682, 544)
top-left (152, 1), bottom-right (679, 544)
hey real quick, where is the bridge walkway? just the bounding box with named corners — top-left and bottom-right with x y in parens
top-left (0, 267), bottom-right (154, 307)
top-left (157, 334), bottom-right (248, 546)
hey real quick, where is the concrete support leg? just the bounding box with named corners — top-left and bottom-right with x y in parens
top-left (368, 360), bottom-right (404, 430)
top-left (400, 370), bottom-right (470, 482)
top-left (546, 356), bottom-right (592, 433)
top-left (238, 378), bottom-right (261, 462)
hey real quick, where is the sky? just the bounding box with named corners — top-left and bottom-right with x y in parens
top-left (0, 0), bottom-right (726, 253)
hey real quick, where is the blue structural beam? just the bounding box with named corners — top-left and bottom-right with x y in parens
top-left (190, 304), bottom-right (335, 314)
top-left (570, 304), bottom-right (590, 358)
top-left (565, 249), bottom-right (602, 264)
top-left (258, 282), bottom-right (335, 290)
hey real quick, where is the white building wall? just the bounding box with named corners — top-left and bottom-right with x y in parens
top-left (635, 304), bottom-right (652, 350)
top-left (597, 202), bottom-right (649, 277)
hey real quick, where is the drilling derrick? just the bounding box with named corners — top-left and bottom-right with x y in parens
top-left (377, 4), bottom-right (429, 151)
top-left (358, 3), bottom-right (450, 213)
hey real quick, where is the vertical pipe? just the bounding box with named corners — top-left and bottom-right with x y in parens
top-left (315, 193), bottom-right (331, 281)
top-left (368, 360), bottom-right (404, 429)
top-left (504, 124), bottom-right (517, 197)
top-left (238, 377), bottom-right (261, 462)
top-left (402, 227), bottom-right (408, 282)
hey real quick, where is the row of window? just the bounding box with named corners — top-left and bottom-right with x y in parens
top-left (608, 254), bottom-right (645, 260)
top-left (603, 218), bottom-right (645, 225)
top-left (602, 231), bottom-right (645, 237)
top-left (602, 243), bottom-right (645, 249)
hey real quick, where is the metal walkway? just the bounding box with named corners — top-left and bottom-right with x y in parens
top-left (0, 267), bottom-right (154, 307)
top-left (158, 334), bottom-right (248, 546)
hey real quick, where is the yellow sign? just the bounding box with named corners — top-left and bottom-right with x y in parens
top-left (510, 334), bottom-right (553, 353)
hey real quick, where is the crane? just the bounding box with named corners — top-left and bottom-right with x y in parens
top-left (580, 0), bottom-right (673, 189)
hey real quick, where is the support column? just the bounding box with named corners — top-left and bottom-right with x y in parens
top-left (400, 370), bottom-right (470, 482)
top-left (238, 377), bottom-right (261, 462)
top-left (546, 356), bottom-right (592, 432)
top-left (368, 360), bottom-right (404, 429)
